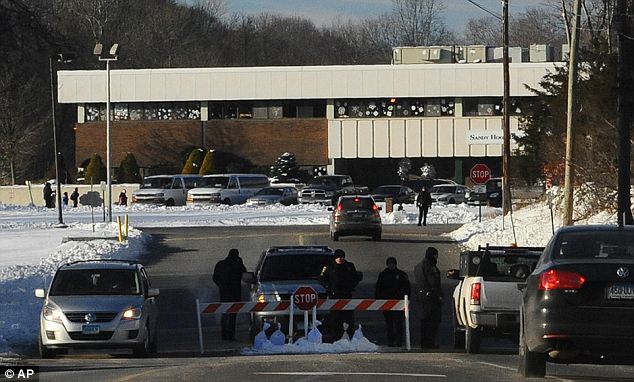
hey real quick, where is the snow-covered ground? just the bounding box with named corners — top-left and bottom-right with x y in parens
top-left (0, 194), bottom-right (618, 356)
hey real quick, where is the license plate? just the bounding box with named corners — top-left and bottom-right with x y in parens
top-left (606, 283), bottom-right (634, 299)
top-left (82, 324), bottom-right (100, 335)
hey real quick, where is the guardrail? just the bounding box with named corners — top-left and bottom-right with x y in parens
top-left (195, 296), bottom-right (411, 353)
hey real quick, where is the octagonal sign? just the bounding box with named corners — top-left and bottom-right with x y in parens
top-left (470, 164), bottom-right (491, 185)
top-left (293, 286), bottom-right (318, 310)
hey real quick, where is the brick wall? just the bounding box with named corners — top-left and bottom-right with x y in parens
top-left (75, 119), bottom-right (327, 168)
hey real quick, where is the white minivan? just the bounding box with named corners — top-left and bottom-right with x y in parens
top-left (133, 175), bottom-right (202, 206)
top-left (187, 174), bottom-right (269, 205)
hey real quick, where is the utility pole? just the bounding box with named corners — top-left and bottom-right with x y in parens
top-left (615, 0), bottom-right (633, 226)
top-left (562, 0), bottom-right (582, 226)
top-left (502, 0), bottom-right (512, 216)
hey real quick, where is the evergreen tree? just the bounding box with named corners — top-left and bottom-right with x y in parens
top-left (116, 153), bottom-right (141, 183)
top-left (269, 152), bottom-right (299, 182)
top-left (182, 148), bottom-right (205, 174)
top-left (199, 149), bottom-right (217, 175)
top-left (84, 154), bottom-right (107, 184)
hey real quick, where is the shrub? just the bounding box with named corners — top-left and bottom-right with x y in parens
top-left (116, 152), bottom-right (141, 183)
top-left (182, 148), bottom-right (205, 174)
top-left (84, 154), bottom-right (107, 184)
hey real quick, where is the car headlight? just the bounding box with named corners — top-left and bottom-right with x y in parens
top-left (490, 192), bottom-right (499, 198)
top-left (465, 191), bottom-right (470, 198)
top-left (43, 305), bottom-right (63, 322)
top-left (122, 307), bottom-right (143, 320)
top-left (155, 193), bottom-right (164, 198)
top-left (438, 197), bottom-right (447, 201)
top-left (256, 293), bottom-right (280, 302)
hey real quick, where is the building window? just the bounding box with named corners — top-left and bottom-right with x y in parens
top-left (207, 100), bottom-right (325, 119)
top-left (129, 103), bottom-right (143, 120)
top-left (114, 104), bottom-right (129, 120)
top-left (84, 102), bottom-right (200, 121)
top-left (334, 98), bottom-right (455, 118)
top-left (463, 97), bottom-right (524, 117)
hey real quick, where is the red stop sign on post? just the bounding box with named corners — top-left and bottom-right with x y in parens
top-left (470, 164), bottom-right (491, 185)
top-left (293, 286), bottom-right (318, 310)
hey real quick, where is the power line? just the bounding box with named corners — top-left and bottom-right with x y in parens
top-left (464, 0), bottom-right (501, 20)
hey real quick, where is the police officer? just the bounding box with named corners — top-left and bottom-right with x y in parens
top-left (320, 249), bottom-right (362, 339)
top-left (415, 247), bottom-right (443, 349)
top-left (375, 257), bottom-right (411, 347)
top-left (213, 248), bottom-right (247, 341)
top-left (416, 185), bottom-right (432, 226)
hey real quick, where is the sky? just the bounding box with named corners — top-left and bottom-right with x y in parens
top-left (222, 0), bottom-right (539, 30)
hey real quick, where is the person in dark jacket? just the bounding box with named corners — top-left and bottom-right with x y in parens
top-left (70, 187), bottom-right (79, 207)
top-left (320, 249), bottom-right (362, 339)
top-left (118, 189), bottom-right (128, 206)
top-left (62, 192), bottom-right (69, 206)
top-left (375, 257), bottom-right (411, 347)
top-left (416, 185), bottom-right (432, 226)
top-left (415, 246), bottom-right (443, 349)
top-left (213, 248), bottom-right (247, 341)
top-left (43, 183), bottom-right (54, 208)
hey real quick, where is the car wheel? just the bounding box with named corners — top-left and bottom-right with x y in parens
top-left (449, 198), bottom-right (455, 204)
top-left (166, 198), bottom-right (175, 207)
top-left (148, 323), bottom-right (158, 354)
top-left (133, 325), bottom-right (151, 358)
top-left (222, 198), bottom-right (232, 206)
top-left (372, 233), bottom-right (381, 241)
top-left (465, 325), bottom-right (481, 354)
top-left (518, 311), bottom-right (546, 377)
top-left (38, 334), bottom-right (56, 359)
top-left (332, 232), bottom-right (339, 241)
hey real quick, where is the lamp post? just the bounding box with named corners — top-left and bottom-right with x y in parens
top-left (49, 53), bottom-right (74, 228)
top-left (94, 43), bottom-right (119, 223)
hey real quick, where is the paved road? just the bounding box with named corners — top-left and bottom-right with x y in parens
top-left (19, 225), bottom-right (634, 381)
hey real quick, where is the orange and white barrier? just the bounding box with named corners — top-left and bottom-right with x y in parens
top-left (195, 296), bottom-right (411, 353)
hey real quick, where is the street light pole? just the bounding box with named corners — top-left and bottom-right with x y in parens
top-left (95, 43), bottom-right (119, 223)
top-left (49, 53), bottom-right (73, 228)
top-left (502, 0), bottom-right (512, 216)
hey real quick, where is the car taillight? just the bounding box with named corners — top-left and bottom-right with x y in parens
top-left (372, 204), bottom-right (379, 211)
top-left (336, 203), bottom-right (343, 212)
top-left (470, 282), bottom-right (481, 305)
top-left (538, 269), bottom-right (586, 290)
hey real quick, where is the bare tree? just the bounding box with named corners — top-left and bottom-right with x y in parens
top-left (59, 0), bottom-right (124, 43)
top-left (391, 0), bottom-right (451, 45)
top-left (0, 72), bottom-right (48, 185)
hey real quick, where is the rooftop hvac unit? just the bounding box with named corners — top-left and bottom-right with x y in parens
top-left (467, 45), bottom-right (487, 63)
top-left (429, 48), bottom-right (441, 60)
top-left (492, 47), bottom-right (529, 63)
top-left (426, 101), bottom-right (441, 117)
top-left (561, 44), bottom-right (570, 61)
top-left (392, 47), bottom-right (402, 64)
top-left (530, 44), bottom-right (555, 62)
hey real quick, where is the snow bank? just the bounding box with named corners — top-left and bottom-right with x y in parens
top-left (0, 223), bottom-right (148, 355)
top-left (449, 189), bottom-right (618, 249)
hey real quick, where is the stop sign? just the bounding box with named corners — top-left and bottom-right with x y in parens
top-left (293, 286), bottom-right (318, 310)
top-left (470, 164), bottom-right (491, 185)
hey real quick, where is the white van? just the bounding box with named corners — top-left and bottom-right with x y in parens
top-left (187, 174), bottom-right (269, 205)
top-left (133, 175), bottom-right (202, 206)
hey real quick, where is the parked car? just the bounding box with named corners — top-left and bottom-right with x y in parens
top-left (242, 246), bottom-right (333, 338)
top-left (430, 184), bottom-right (471, 204)
top-left (186, 174), bottom-right (269, 205)
top-left (519, 225), bottom-right (634, 378)
top-left (403, 178), bottom-right (458, 193)
top-left (447, 245), bottom-right (543, 353)
top-left (246, 186), bottom-right (298, 206)
top-left (329, 195), bottom-right (382, 241)
top-left (467, 177), bottom-right (502, 207)
top-left (298, 175), bottom-right (368, 205)
top-left (133, 174), bottom-right (201, 206)
top-left (370, 185), bottom-right (416, 204)
top-left (35, 260), bottom-right (159, 358)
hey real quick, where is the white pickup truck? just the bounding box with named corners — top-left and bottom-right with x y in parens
top-left (447, 245), bottom-right (544, 353)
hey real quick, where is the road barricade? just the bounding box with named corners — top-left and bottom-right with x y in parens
top-left (195, 296), bottom-right (411, 353)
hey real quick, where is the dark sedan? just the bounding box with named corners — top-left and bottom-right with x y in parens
top-left (370, 185), bottom-right (416, 204)
top-left (519, 225), bottom-right (634, 378)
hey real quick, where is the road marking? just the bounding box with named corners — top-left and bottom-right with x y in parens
top-left (162, 232), bottom-right (324, 242)
top-left (254, 372), bottom-right (446, 378)
top-left (113, 366), bottom-right (182, 382)
top-left (477, 361), bottom-right (575, 382)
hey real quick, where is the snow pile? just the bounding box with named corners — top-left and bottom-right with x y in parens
top-left (0, 223), bottom-right (148, 355)
top-left (242, 323), bottom-right (379, 355)
top-left (450, 188), bottom-right (618, 249)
